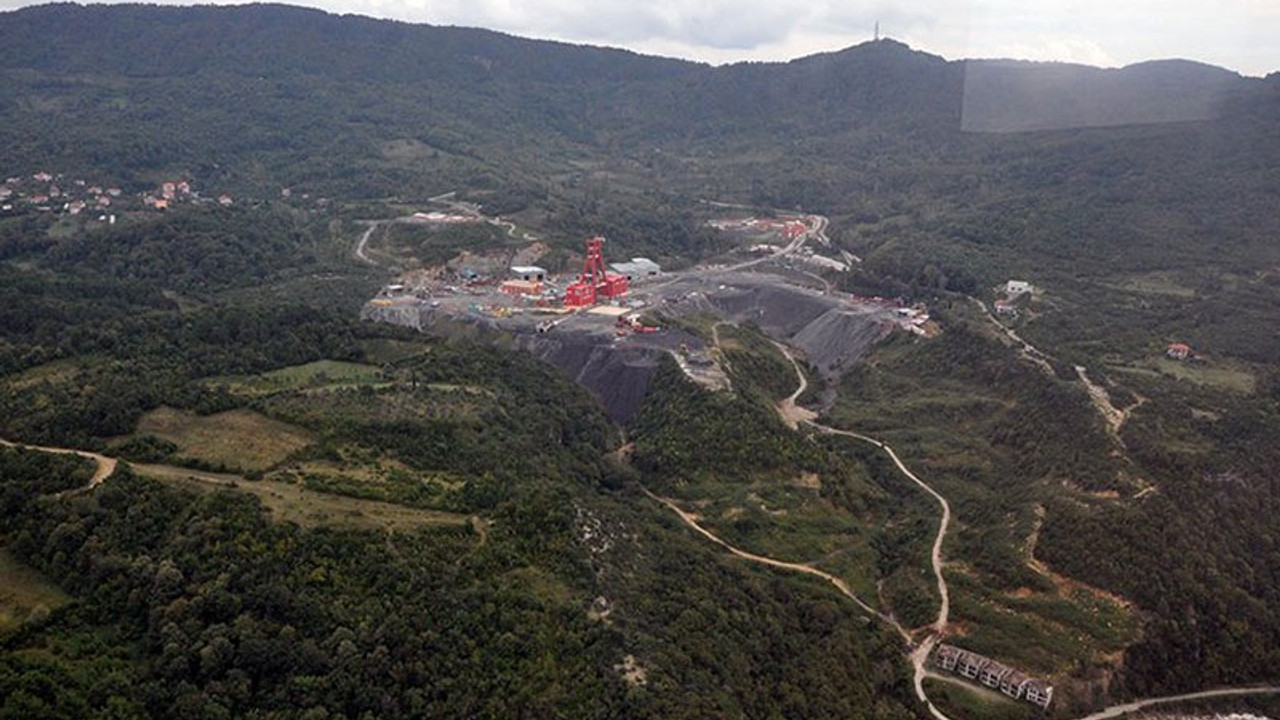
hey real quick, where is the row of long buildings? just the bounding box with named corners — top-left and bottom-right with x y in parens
top-left (933, 644), bottom-right (1053, 709)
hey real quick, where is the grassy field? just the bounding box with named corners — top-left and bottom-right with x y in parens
top-left (0, 547), bottom-right (70, 631)
top-left (5, 357), bottom-right (94, 390)
top-left (922, 676), bottom-right (1036, 720)
top-left (946, 569), bottom-right (1138, 677)
top-left (268, 455), bottom-right (465, 509)
top-left (1109, 357), bottom-right (1257, 394)
top-left (211, 359), bottom-right (386, 396)
top-left (133, 407), bottom-right (314, 472)
top-left (357, 338), bottom-right (432, 364)
top-left (1099, 271), bottom-right (1198, 298)
top-left (133, 463), bottom-right (472, 532)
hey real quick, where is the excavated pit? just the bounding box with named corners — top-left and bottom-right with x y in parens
top-left (362, 271), bottom-right (897, 424)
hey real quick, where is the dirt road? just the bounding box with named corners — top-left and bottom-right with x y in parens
top-left (970, 296), bottom-right (1144, 439)
top-left (806, 423), bottom-right (951, 633)
top-left (772, 346), bottom-right (956, 719)
top-left (969, 296), bottom-right (1057, 377)
top-left (1072, 686), bottom-right (1280, 720)
top-left (645, 338), bottom-right (957, 717)
top-left (0, 439), bottom-right (117, 491)
top-left (354, 222), bottom-right (379, 265)
top-left (641, 486), bottom-right (907, 639)
top-left (800, 415), bottom-right (954, 718)
top-left (772, 340), bottom-right (817, 429)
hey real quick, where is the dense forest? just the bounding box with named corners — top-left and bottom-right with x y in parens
top-left (2, 3), bottom-right (1280, 718)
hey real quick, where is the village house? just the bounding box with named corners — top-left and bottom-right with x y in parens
top-left (994, 299), bottom-right (1018, 316)
top-left (1005, 279), bottom-right (1033, 297)
top-left (1167, 342), bottom-right (1192, 360)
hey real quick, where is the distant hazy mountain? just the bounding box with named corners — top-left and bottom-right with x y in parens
top-left (0, 2), bottom-right (698, 83)
top-left (1, 3), bottom-right (1275, 230)
top-left (0, 4), bottom-right (1264, 145)
top-left (960, 58), bottom-right (1250, 132)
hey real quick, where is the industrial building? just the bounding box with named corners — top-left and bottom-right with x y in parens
top-left (933, 644), bottom-right (1053, 709)
top-left (510, 265), bottom-right (548, 282)
top-left (565, 237), bottom-right (629, 307)
top-left (609, 258), bottom-right (661, 281)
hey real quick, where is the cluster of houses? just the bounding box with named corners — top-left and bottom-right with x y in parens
top-left (1, 171), bottom-right (237, 218)
top-left (933, 644), bottom-right (1053, 709)
top-left (1, 172), bottom-right (125, 218)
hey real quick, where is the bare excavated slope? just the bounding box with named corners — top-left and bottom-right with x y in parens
top-left (668, 276), bottom-right (896, 381)
top-left (362, 275), bottom-right (895, 424)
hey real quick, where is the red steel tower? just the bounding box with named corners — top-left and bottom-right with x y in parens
top-left (563, 236), bottom-right (628, 307)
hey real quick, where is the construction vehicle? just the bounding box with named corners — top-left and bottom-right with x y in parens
top-left (564, 236), bottom-right (628, 308)
top-left (616, 314), bottom-right (659, 335)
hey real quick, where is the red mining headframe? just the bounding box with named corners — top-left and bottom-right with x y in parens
top-left (564, 236), bottom-right (628, 308)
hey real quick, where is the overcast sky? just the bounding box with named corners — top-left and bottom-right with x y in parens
top-left (4, 0), bottom-right (1278, 76)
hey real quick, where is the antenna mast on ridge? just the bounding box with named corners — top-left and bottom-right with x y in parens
top-left (875, 21), bottom-right (880, 41)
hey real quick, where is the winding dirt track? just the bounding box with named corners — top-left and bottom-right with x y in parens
top-left (644, 341), bottom-right (957, 719)
top-left (640, 486), bottom-right (906, 637)
top-left (803, 421), bottom-right (954, 720)
top-left (803, 423), bottom-right (951, 633)
top-left (354, 222), bottom-right (379, 265)
top-left (0, 439), bottom-right (117, 490)
top-left (774, 344), bottom-right (954, 719)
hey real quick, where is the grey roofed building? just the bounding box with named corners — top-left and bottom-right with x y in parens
top-left (510, 265), bottom-right (547, 281)
top-left (609, 258), bottom-right (661, 280)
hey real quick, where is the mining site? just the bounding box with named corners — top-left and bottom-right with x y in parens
top-left (361, 211), bottom-right (935, 423)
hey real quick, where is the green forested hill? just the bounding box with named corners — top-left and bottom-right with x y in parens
top-left (3, 4), bottom-right (1280, 717)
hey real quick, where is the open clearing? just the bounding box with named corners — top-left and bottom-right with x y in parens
top-left (358, 338), bottom-right (431, 364)
top-left (212, 359), bottom-right (385, 396)
top-left (1109, 357), bottom-right (1256, 394)
top-left (1099, 271), bottom-right (1197, 298)
top-left (5, 357), bottom-right (92, 390)
top-left (133, 462), bottom-right (471, 532)
top-left (0, 547), bottom-right (70, 630)
top-left (923, 676), bottom-right (1034, 720)
top-left (134, 407), bottom-right (313, 472)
